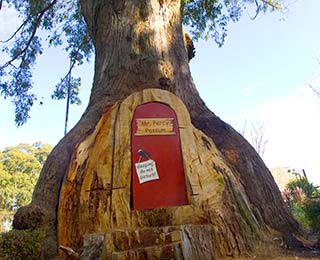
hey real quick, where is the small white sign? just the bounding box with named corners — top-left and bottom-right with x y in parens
top-left (135, 159), bottom-right (159, 184)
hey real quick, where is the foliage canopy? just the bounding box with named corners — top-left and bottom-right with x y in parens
top-left (0, 142), bottom-right (52, 232)
top-left (0, 0), bottom-right (281, 125)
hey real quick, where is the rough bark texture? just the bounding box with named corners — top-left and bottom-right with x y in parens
top-left (13, 0), bottom-right (312, 259)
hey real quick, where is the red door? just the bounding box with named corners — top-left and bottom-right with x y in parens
top-left (131, 102), bottom-right (188, 210)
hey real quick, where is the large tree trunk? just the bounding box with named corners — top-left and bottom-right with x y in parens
top-left (13, 0), bottom-right (311, 259)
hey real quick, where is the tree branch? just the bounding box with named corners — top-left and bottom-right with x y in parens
top-left (308, 83), bottom-right (320, 97)
top-left (0, 15), bottom-right (32, 44)
top-left (250, 0), bottom-right (262, 20)
top-left (260, 0), bottom-right (281, 9)
top-left (0, 0), bottom-right (58, 70)
top-left (250, 0), bottom-right (280, 20)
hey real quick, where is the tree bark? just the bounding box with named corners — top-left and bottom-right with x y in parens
top-left (13, 0), bottom-right (311, 259)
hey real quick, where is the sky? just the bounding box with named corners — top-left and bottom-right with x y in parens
top-left (0, 0), bottom-right (320, 185)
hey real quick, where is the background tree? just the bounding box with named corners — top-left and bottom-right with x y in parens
top-left (0, 143), bottom-right (52, 232)
top-left (241, 120), bottom-right (268, 158)
top-left (1, 0), bottom-right (315, 259)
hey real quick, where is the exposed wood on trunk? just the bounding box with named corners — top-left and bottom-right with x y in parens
top-left (58, 89), bottom-right (259, 258)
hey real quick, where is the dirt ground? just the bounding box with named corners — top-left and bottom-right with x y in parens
top-left (237, 245), bottom-right (320, 260)
top-left (222, 250), bottom-right (320, 260)
top-left (237, 251), bottom-right (320, 260)
top-left (221, 238), bottom-right (320, 260)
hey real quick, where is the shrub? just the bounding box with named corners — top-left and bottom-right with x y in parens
top-left (291, 203), bottom-right (311, 229)
top-left (284, 177), bottom-right (320, 232)
top-left (303, 199), bottom-right (320, 231)
top-left (286, 176), bottom-right (319, 200)
top-left (0, 229), bottom-right (44, 260)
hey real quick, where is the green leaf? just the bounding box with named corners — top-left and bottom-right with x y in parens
top-left (0, 143), bottom-right (52, 230)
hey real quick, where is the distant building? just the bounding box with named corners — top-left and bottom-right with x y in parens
top-left (270, 167), bottom-right (305, 191)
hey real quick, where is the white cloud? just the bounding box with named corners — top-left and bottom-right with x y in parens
top-left (241, 84), bottom-right (320, 185)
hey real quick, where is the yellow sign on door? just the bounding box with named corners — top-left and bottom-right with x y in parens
top-left (135, 118), bottom-right (175, 136)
